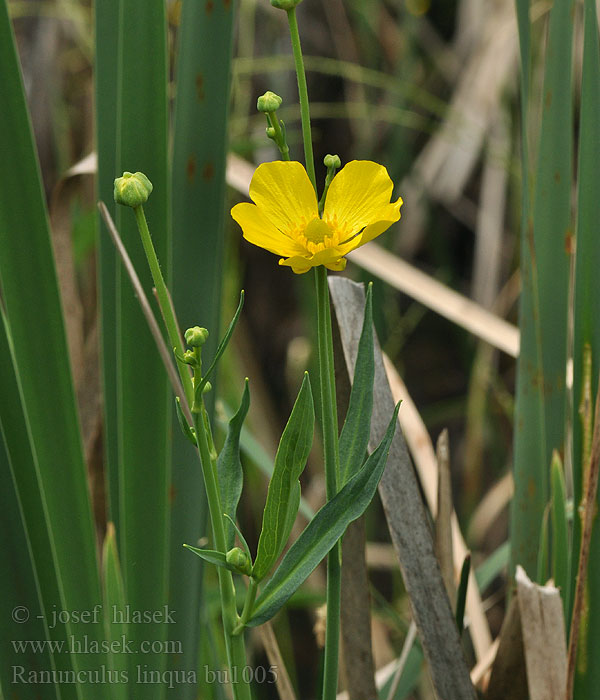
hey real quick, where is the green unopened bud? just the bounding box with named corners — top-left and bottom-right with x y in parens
top-left (226, 547), bottom-right (252, 575)
top-left (182, 350), bottom-right (198, 366)
top-left (270, 0), bottom-right (302, 9)
top-left (114, 171), bottom-right (153, 208)
top-left (185, 326), bottom-right (209, 348)
top-left (202, 381), bottom-right (212, 394)
top-left (324, 154), bottom-right (341, 170)
top-left (257, 91), bottom-right (283, 113)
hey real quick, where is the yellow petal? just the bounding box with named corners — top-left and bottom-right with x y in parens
top-left (231, 202), bottom-right (304, 257)
top-left (324, 160), bottom-right (402, 238)
top-left (337, 198), bottom-right (403, 255)
top-left (249, 161), bottom-right (318, 235)
top-left (279, 247), bottom-right (347, 274)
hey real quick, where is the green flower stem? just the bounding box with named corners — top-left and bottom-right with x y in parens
top-left (267, 112), bottom-right (290, 160)
top-left (133, 204), bottom-right (194, 408)
top-left (287, 8), bottom-right (341, 695)
top-left (131, 197), bottom-right (249, 698)
top-left (234, 577), bottom-right (259, 634)
top-left (286, 7), bottom-right (316, 191)
top-left (315, 265), bottom-right (342, 700)
top-left (193, 402), bottom-right (251, 700)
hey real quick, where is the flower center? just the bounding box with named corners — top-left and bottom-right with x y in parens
top-left (303, 217), bottom-right (332, 244)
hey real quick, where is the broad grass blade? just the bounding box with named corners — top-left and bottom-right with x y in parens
top-left (0, 6), bottom-right (104, 698)
top-left (571, 1), bottom-right (600, 693)
top-left (114, 1), bottom-right (170, 696)
top-left (171, 0), bottom-right (236, 657)
top-left (95, 0), bottom-right (121, 528)
top-left (511, 0), bottom-right (575, 578)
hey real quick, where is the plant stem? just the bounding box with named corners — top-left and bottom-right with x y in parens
top-left (286, 7), bottom-right (316, 191)
top-left (286, 8), bottom-right (341, 695)
top-left (234, 578), bottom-right (258, 634)
top-left (133, 205), bottom-right (194, 407)
top-left (131, 201), bottom-right (250, 699)
top-left (315, 265), bottom-right (341, 700)
top-left (193, 403), bottom-right (252, 700)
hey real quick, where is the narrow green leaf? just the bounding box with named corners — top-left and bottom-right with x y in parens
top-left (217, 379), bottom-right (250, 549)
top-left (183, 545), bottom-right (240, 575)
top-left (339, 283), bottom-right (374, 486)
top-left (253, 373), bottom-right (314, 581)
top-left (196, 291), bottom-right (245, 397)
top-left (248, 402), bottom-right (399, 626)
top-left (223, 514), bottom-right (252, 561)
top-left (102, 525), bottom-right (128, 700)
top-left (176, 396), bottom-right (197, 446)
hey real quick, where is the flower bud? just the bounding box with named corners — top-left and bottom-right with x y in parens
top-left (324, 154), bottom-right (341, 170)
top-left (114, 171), bottom-right (153, 208)
top-left (185, 326), bottom-right (209, 348)
top-left (226, 547), bottom-right (252, 575)
top-left (182, 350), bottom-right (198, 366)
top-left (270, 0), bottom-right (302, 9)
top-left (266, 126), bottom-right (277, 141)
top-left (257, 91), bottom-right (283, 113)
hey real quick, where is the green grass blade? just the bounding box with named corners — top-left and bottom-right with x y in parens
top-left (511, 0), bottom-right (574, 578)
top-left (0, 6), bottom-right (105, 698)
top-left (511, 0), bottom-right (547, 579)
top-left (0, 313), bottom-right (78, 700)
top-left (531, 0), bottom-right (573, 454)
top-left (114, 2), bottom-right (170, 697)
top-left (169, 0), bottom-right (235, 685)
top-left (0, 437), bottom-right (60, 700)
top-left (102, 525), bottom-right (128, 700)
top-left (572, 0), bottom-right (600, 692)
top-left (94, 0), bottom-right (121, 528)
top-left (550, 450), bottom-right (570, 614)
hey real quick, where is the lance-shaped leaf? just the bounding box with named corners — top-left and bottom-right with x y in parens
top-left (248, 402), bottom-right (399, 626)
top-left (217, 379), bottom-right (250, 549)
top-left (196, 291), bottom-right (245, 398)
top-left (252, 373), bottom-right (314, 581)
top-left (339, 283), bottom-right (374, 486)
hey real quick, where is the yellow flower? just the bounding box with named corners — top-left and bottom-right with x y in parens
top-left (231, 160), bottom-right (402, 274)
